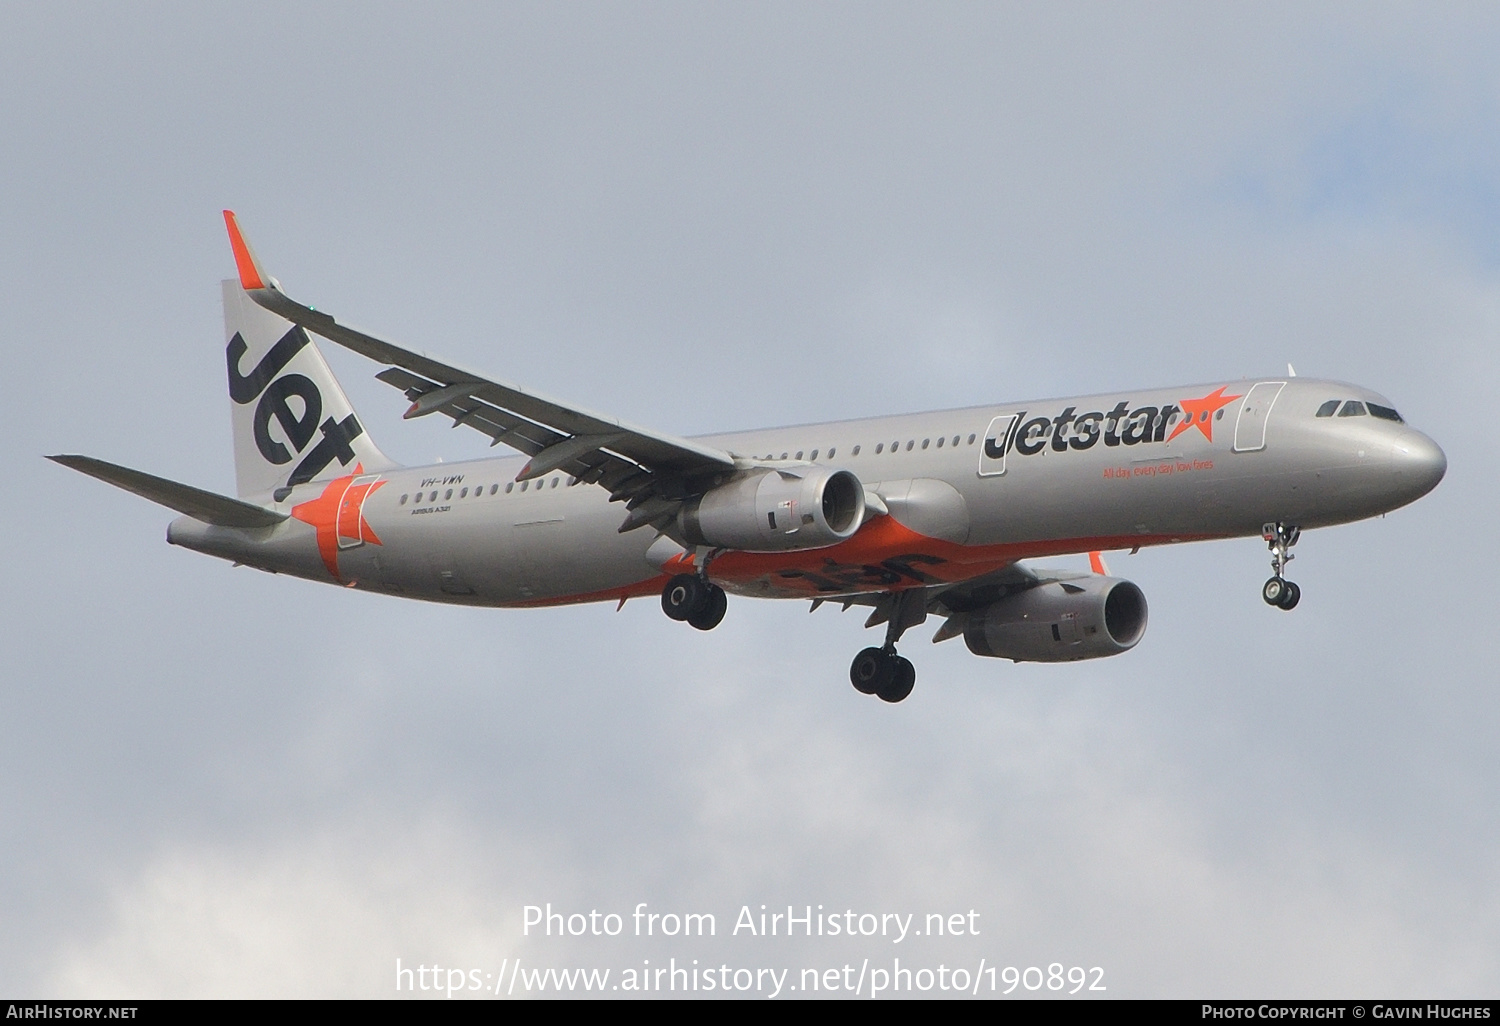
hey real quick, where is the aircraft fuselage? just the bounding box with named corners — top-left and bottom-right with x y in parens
top-left (166, 376), bottom-right (1445, 607)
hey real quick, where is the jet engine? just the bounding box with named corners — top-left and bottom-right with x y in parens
top-left (963, 576), bottom-right (1148, 662)
top-left (678, 467), bottom-right (865, 552)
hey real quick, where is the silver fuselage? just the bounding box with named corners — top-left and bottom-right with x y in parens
top-left (167, 377), bottom-right (1446, 606)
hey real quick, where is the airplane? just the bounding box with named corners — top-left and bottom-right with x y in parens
top-left (49, 212), bottom-right (1448, 704)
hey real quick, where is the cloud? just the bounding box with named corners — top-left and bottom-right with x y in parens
top-left (36, 612), bottom-right (1500, 996)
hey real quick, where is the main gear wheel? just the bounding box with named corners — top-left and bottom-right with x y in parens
top-left (661, 573), bottom-right (728, 629)
top-left (849, 647), bottom-right (915, 703)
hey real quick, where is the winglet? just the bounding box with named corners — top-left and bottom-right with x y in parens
top-left (223, 209), bottom-right (269, 291)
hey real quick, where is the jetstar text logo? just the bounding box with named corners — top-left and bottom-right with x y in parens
top-left (227, 325), bottom-right (366, 487)
top-left (985, 386), bottom-right (1243, 465)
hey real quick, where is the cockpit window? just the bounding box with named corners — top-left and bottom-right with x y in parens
top-left (1367, 403), bottom-right (1403, 422)
top-left (1338, 401), bottom-right (1367, 417)
top-left (1316, 400), bottom-right (1340, 417)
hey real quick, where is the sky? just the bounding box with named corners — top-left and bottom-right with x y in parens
top-left (3, 2), bottom-right (1498, 999)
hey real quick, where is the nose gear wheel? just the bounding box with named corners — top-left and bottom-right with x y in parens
top-left (1260, 522), bottom-right (1302, 611)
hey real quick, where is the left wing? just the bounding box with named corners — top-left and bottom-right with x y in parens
top-left (223, 212), bottom-right (739, 531)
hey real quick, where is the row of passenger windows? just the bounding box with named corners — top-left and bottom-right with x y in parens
top-left (1315, 399), bottom-right (1403, 422)
top-left (757, 434), bottom-right (979, 462)
top-left (395, 431), bottom-right (988, 506)
top-left (397, 475), bottom-right (567, 505)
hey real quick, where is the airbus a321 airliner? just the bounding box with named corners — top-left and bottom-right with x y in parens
top-left (51, 213), bottom-right (1447, 703)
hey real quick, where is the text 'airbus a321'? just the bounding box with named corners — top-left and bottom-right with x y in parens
top-left (51, 212), bottom-right (1447, 703)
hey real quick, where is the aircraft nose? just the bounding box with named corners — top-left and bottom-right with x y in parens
top-left (1391, 430), bottom-right (1446, 501)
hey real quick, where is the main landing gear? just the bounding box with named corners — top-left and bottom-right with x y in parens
top-left (849, 592), bottom-right (921, 703)
top-left (661, 573), bottom-right (727, 631)
top-left (850, 647), bottom-right (915, 704)
top-left (1261, 521), bottom-right (1302, 611)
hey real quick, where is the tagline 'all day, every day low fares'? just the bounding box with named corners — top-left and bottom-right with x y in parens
top-left (51, 213), bottom-right (1447, 703)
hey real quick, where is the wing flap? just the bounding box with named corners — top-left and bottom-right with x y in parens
top-left (48, 455), bottom-right (288, 529)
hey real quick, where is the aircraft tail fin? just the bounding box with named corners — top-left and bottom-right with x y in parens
top-left (47, 454), bottom-right (288, 529)
top-left (222, 218), bottom-right (397, 500)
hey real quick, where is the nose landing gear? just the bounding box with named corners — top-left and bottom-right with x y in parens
top-left (1261, 522), bottom-right (1302, 610)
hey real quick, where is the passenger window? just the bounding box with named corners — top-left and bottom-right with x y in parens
top-left (399, 494), bottom-right (408, 505)
top-left (460, 487), bottom-right (469, 498)
top-left (551, 478), bottom-right (559, 488)
top-left (490, 484), bottom-right (498, 495)
top-left (781, 452), bottom-right (788, 460)
top-left (851, 445), bottom-right (860, 455)
top-left (967, 434), bottom-right (976, 445)
top-left (505, 483), bottom-right (513, 493)
top-left (796, 451), bottom-right (804, 460)
top-left (1316, 400), bottom-right (1340, 417)
top-left (827, 448), bottom-right (836, 458)
top-left (921, 439), bottom-right (930, 449)
top-left (521, 481), bottom-right (528, 492)
top-left (810, 449), bottom-right (819, 460)
top-left (953, 435), bottom-right (961, 446)
top-left (936, 437), bottom-right (944, 448)
top-left (1338, 401), bottom-right (1367, 417)
top-left (429, 491), bottom-right (438, 502)
top-left (906, 440), bottom-right (914, 451)
top-left (445, 489), bottom-right (453, 500)
top-left (875, 443), bottom-right (884, 454)
top-left (1368, 403), bottom-right (1403, 422)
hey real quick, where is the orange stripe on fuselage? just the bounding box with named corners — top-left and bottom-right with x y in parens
top-left (508, 577), bottom-right (668, 609)
top-left (501, 517), bottom-right (1218, 607)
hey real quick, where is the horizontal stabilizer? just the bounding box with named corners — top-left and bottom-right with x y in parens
top-left (47, 455), bottom-right (288, 529)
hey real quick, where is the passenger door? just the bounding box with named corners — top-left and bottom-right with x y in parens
top-left (1233, 382), bottom-right (1286, 453)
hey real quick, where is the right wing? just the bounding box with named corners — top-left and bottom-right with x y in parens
top-left (831, 560), bottom-right (1113, 644)
top-left (224, 212), bottom-right (739, 534)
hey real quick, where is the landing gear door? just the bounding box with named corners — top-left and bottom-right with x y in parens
top-left (337, 474), bottom-right (381, 549)
top-left (978, 414), bottom-right (1020, 477)
top-left (1233, 382), bottom-right (1286, 453)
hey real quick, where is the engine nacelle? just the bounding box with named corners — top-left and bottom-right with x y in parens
top-left (679, 467), bottom-right (865, 552)
top-left (963, 576), bottom-right (1148, 662)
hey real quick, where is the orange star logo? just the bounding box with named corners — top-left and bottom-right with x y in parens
top-left (1167, 386), bottom-right (1243, 443)
top-left (291, 466), bottom-right (385, 580)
